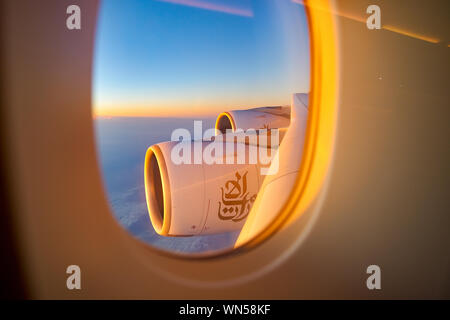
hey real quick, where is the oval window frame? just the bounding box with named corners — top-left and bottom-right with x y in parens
top-left (102, 0), bottom-right (339, 284)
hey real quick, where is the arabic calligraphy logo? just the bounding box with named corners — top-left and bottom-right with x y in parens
top-left (218, 171), bottom-right (257, 222)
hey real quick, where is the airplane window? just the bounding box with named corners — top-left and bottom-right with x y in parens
top-left (93, 0), bottom-right (310, 255)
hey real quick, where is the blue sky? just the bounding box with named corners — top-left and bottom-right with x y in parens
top-left (93, 0), bottom-right (310, 116)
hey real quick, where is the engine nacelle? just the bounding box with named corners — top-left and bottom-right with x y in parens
top-left (144, 140), bottom-right (265, 236)
top-left (215, 106), bottom-right (290, 133)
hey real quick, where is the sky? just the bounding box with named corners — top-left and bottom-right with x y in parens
top-left (93, 0), bottom-right (310, 117)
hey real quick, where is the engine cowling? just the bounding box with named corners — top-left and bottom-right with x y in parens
top-left (144, 140), bottom-right (264, 236)
top-left (215, 106), bottom-right (290, 133)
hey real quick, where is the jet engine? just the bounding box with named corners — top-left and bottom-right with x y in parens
top-left (215, 106), bottom-right (291, 134)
